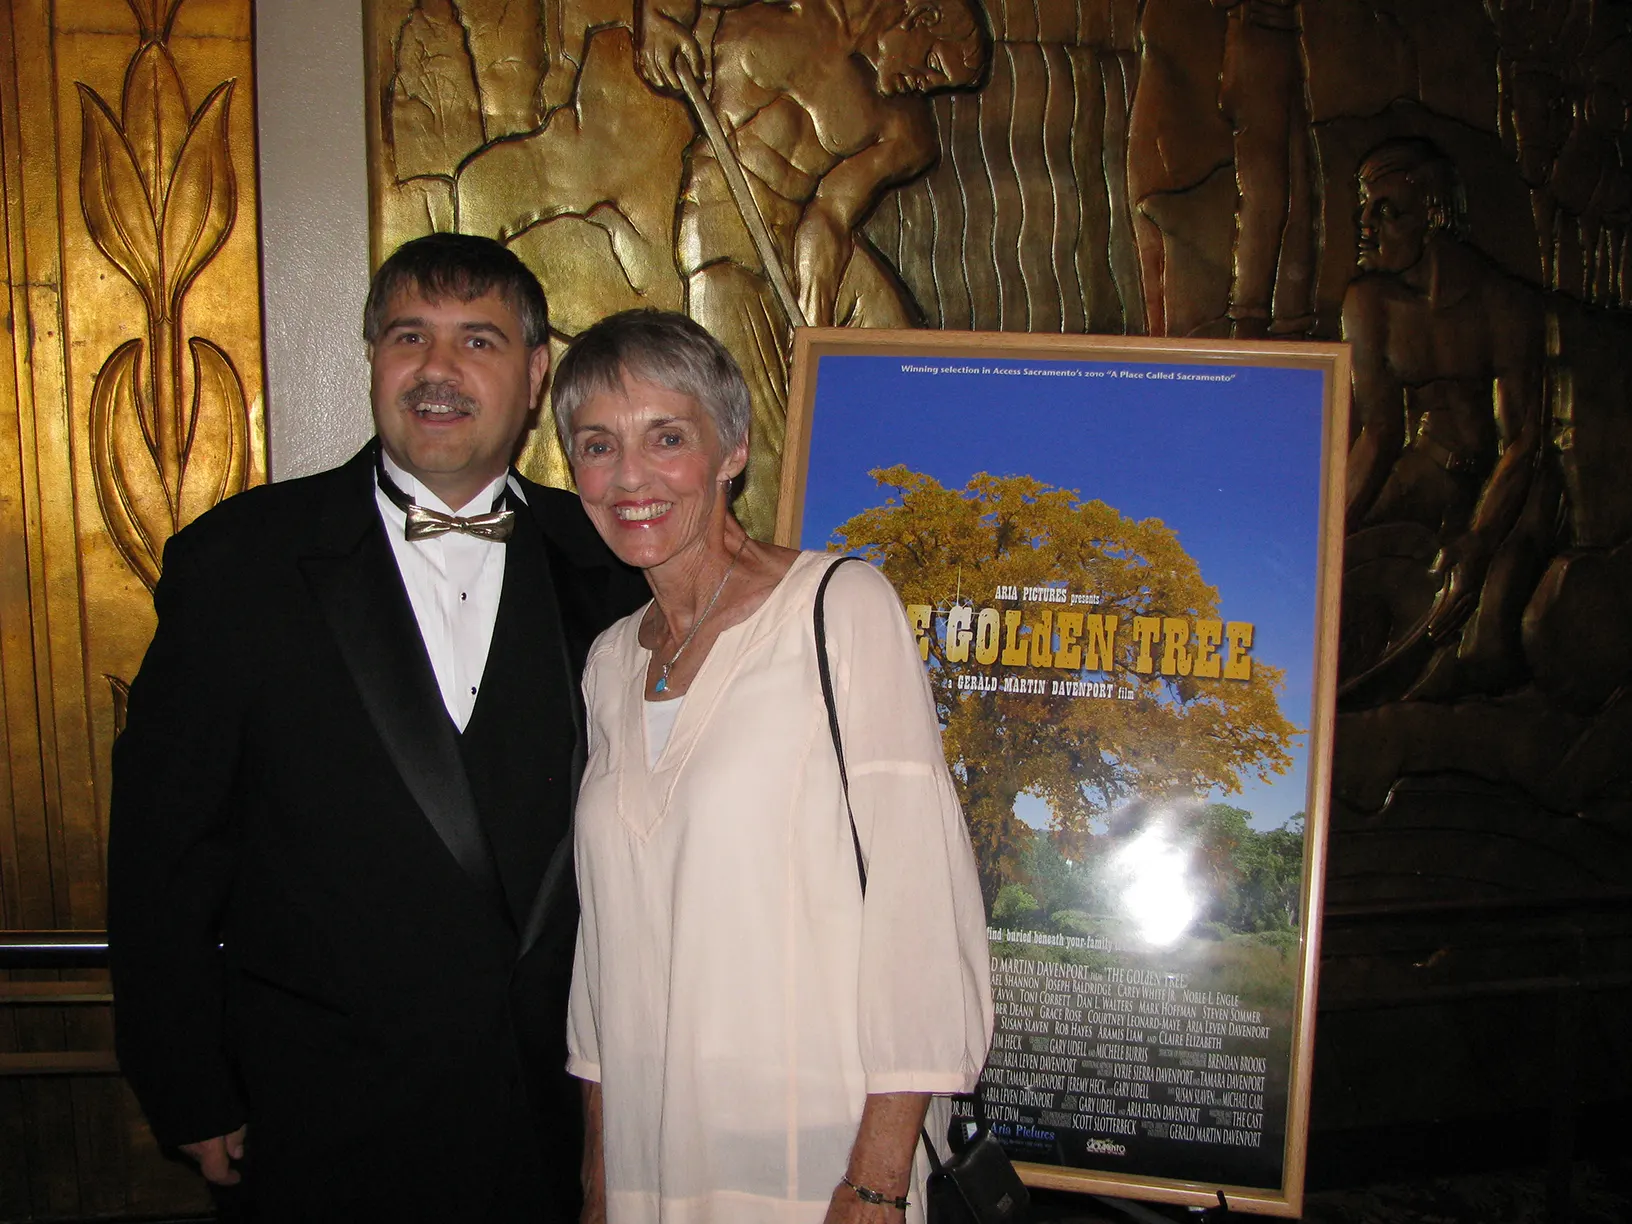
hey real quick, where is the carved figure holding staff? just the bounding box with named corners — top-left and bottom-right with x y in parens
top-left (633, 0), bottom-right (989, 533)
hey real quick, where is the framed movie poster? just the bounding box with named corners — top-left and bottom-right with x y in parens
top-left (776, 330), bottom-right (1349, 1216)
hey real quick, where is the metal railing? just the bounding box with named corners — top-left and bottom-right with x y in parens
top-left (0, 930), bottom-right (118, 1075)
top-left (0, 929), bottom-right (110, 968)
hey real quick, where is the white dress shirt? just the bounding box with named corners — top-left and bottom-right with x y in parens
top-left (375, 451), bottom-right (521, 731)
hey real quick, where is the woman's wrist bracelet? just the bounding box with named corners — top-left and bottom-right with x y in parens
top-left (842, 1174), bottom-right (910, 1211)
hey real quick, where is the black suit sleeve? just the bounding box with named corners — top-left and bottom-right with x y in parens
top-left (108, 527), bottom-right (249, 1147)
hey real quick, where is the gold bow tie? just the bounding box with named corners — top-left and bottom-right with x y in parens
top-left (374, 445), bottom-right (517, 543)
top-left (403, 505), bottom-right (516, 542)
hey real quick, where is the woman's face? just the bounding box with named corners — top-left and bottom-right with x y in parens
top-left (568, 373), bottom-right (746, 572)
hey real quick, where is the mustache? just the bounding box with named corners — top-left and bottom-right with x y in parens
top-left (400, 381), bottom-right (479, 412)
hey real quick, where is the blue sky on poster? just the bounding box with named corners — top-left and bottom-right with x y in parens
top-left (796, 353), bottom-right (1330, 832)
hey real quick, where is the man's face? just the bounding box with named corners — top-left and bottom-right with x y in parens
top-left (871, 4), bottom-right (981, 96)
top-left (369, 287), bottom-right (547, 511)
top-left (1356, 168), bottom-right (1431, 274)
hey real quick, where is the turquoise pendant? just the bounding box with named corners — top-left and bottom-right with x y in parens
top-left (654, 676), bottom-right (668, 694)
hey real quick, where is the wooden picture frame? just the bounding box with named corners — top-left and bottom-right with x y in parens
top-left (776, 329), bottom-right (1351, 1216)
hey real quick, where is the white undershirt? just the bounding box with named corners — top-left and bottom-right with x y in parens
top-left (375, 450), bottom-right (522, 731)
top-left (643, 696), bottom-right (685, 767)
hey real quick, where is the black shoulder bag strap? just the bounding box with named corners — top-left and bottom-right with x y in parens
top-left (814, 557), bottom-right (870, 890)
top-left (815, 556), bottom-right (1031, 1223)
top-left (814, 557), bottom-right (936, 1151)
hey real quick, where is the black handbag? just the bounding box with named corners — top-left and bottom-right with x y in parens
top-left (815, 558), bottom-right (1031, 1224)
top-left (924, 1125), bottom-right (1031, 1224)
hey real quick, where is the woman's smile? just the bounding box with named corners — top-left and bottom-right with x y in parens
top-left (613, 500), bottom-right (675, 524)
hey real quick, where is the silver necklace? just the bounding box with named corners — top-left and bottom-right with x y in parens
top-left (654, 539), bottom-right (747, 694)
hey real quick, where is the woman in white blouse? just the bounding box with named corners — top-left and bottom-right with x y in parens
top-left (554, 310), bottom-right (992, 1224)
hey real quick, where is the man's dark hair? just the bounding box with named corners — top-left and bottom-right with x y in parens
top-left (363, 232), bottom-right (550, 348)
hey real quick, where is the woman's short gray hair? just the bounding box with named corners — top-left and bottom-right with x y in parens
top-left (553, 310), bottom-right (752, 457)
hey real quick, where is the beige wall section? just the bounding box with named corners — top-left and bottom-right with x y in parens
top-left (255, 0), bottom-right (375, 480)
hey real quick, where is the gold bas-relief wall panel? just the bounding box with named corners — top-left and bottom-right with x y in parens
top-left (1, 0), bottom-right (262, 1215)
top-left (366, 0), bottom-right (1632, 1138)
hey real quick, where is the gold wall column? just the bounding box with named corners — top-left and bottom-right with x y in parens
top-left (0, 0), bottom-right (263, 1215)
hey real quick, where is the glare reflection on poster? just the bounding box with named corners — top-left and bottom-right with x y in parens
top-left (777, 330), bottom-right (1350, 1217)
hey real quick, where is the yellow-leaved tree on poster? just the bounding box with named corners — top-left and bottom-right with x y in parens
top-left (833, 465), bottom-right (1298, 905)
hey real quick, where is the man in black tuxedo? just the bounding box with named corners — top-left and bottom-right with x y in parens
top-left (109, 234), bottom-right (645, 1220)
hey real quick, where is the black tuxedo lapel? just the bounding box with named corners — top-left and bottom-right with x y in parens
top-left (518, 804), bottom-right (575, 961)
top-left (509, 476), bottom-right (649, 960)
top-left (514, 514), bottom-right (590, 960)
top-left (297, 449), bottom-right (510, 926)
top-left (459, 496), bottom-right (576, 930)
